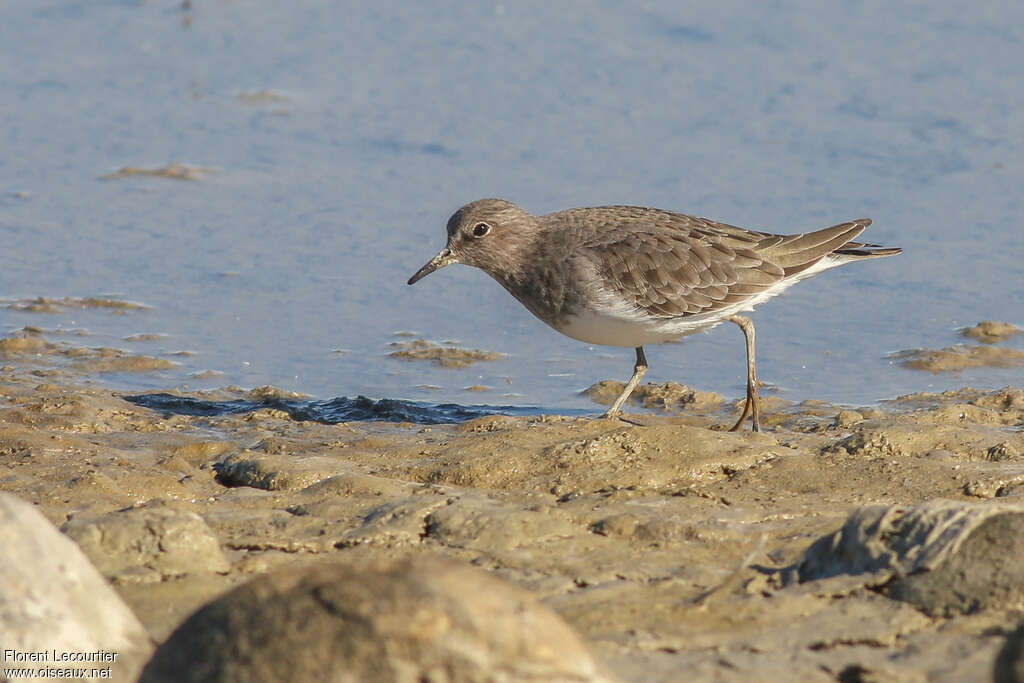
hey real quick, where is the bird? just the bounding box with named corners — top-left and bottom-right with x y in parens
top-left (407, 198), bottom-right (900, 430)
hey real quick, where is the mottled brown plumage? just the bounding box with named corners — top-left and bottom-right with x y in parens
top-left (409, 198), bottom-right (901, 429)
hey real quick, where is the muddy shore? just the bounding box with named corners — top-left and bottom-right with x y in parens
top-left (1, 324), bottom-right (1023, 682)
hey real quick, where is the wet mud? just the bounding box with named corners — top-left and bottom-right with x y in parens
top-left (1, 326), bottom-right (1023, 681)
top-left (388, 338), bottom-right (505, 368)
top-left (100, 163), bottom-right (218, 182)
top-left (893, 321), bottom-right (1024, 373)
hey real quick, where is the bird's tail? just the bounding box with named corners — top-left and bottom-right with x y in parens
top-left (834, 242), bottom-right (903, 258)
top-left (828, 219), bottom-right (902, 260)
top-left (758, 218), bottom-right (900, 277)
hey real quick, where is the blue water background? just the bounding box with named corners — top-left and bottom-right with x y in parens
top-left (2, 1), bottom-right (1021, 413)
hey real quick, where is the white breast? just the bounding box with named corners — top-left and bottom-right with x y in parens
top-left (548, 254), bottom-right (851, 348)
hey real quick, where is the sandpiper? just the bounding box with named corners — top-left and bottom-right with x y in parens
top-left (408, 199), bottom-right (900, 430)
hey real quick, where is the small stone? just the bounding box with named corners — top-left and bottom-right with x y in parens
top-left (961, 321), bottom-right (1021, 344)
top-left (833, 409), bottom-right (863, 428)
top-left (988, 441), bottom-right (1021, 461)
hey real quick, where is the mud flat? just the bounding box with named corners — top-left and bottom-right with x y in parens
top-left (1, 327), bottom-right (1023, 681)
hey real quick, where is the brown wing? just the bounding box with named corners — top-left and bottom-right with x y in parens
top-left (573, 207), bottom-right (870, 318)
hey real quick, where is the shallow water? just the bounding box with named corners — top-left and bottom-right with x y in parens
top-left (2, 0), bottom-right (1022, 413)
top-left (124, 392), bottom-right (545, 425)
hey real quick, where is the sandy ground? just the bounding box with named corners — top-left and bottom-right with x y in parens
top-left (2, 323), bottom-right (1024, 681)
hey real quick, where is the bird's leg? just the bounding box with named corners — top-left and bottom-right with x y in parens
top-left (728, 316), bottom-right (760, 432)
top-left (604, 346), bottom-right (647, 418)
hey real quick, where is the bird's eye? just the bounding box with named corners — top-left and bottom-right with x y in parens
top-left (472, 222), bottom-right (490, 237)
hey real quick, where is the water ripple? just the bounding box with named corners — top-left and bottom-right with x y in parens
top-left (124, 392), bottom-right (541, 425)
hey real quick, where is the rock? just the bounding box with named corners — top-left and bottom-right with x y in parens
top-left (140, 556), bottom-right (614, 683)
top-left (797, 500), bottom-right (1024, 616)
top-left (0, 492), bottom-right (152, 680)
top-left (62, 503), bottom-right (230, 583)
top-left (139, 557), bottom-right (610, 679)
top-left (833, 409), bottom-right (863, 429)
top-left (215, 450), bottom-right (356, 491)
top-left (988, 441), bottom-right (1022, 461)
top-left (961, 321), bottom-right (1021, 344)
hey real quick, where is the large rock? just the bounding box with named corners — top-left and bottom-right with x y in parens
top-left (797, 499), bottom-right (1024, 616)
top-left (141, 555), bottom-right (614, 683)
top-left (0, 492), bottom-right (153, 681)
top-left (62, 503), bottom-right (231, 583)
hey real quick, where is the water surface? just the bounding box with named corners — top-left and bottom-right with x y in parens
top-left (2, 0), bottom-right (1021, 414)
